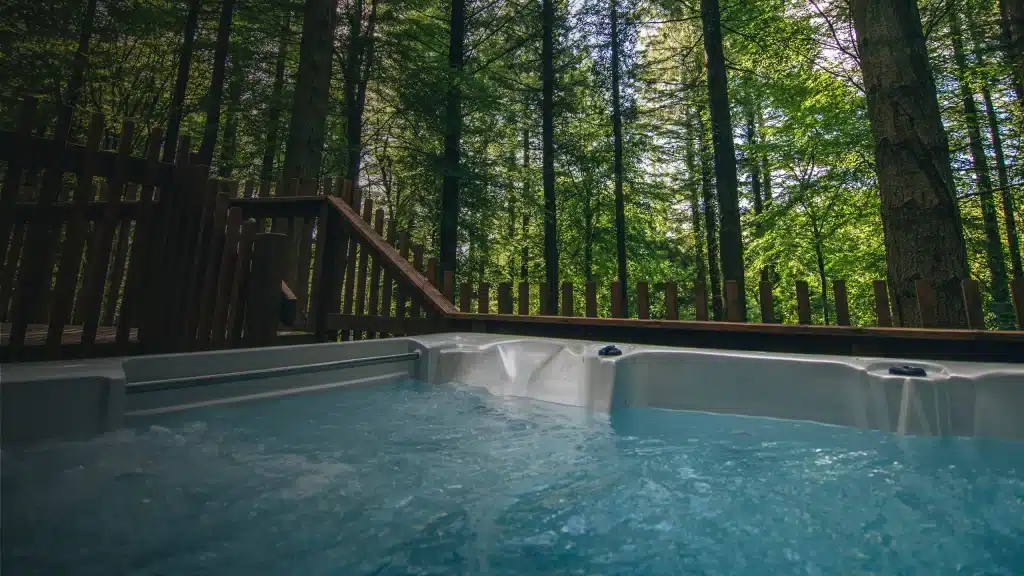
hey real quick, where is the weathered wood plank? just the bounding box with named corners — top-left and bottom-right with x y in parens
top-left (478, 282), bottom-right (490, 314)
top-left (664, 281), bottom-right (678, 321)
top-left (694, 276), bottom-right (709, 321)
top-left (561, 282), bottom-right (574, 317)
top-left (833, 280), bottom-right (851, 326)
top-left (759, 281), bottom-right (774, 324)
top-left (244, 233), bottom-right (289, 347)
top-left (795, 280), bottom-right (811, 325)
top-left (210, 207), bottom-right (243, 348)
top-left (498, 282), bottom-right (513, 314)
top-left (226, 220), bottom-right (257, 347)
top-left (46, 112), bottom-right (105, 355)
top-left (961, 279), bottom-right (986, 330)
top-left (915, 278), bottom-right (937, 329)
top-left (873, 280), bottom-right (892, 327)
top-left (636, 282), bottom-right (650, 320)
top-left (585, 281), bottom-right (597, 318)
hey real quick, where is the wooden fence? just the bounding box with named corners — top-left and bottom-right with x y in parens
top-left (3, 96), bottom-right (1024, 364)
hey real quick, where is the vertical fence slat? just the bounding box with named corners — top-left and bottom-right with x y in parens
top-left (380, 217), bottom-right (396, 329)
top-left (498, 282), bottom-right (512, 314)
top-left (211, 207), bottom-right (243, 348)
top-left (961, 279), bottom-right (986, 329)
top-left (636, 282), bottom-right (650, 320)
top-left (45, 112), bottom-right (105, 354)
top-left (1012, 278), bottom-right (1024, 330)
top-left (694, 276), bottom-right (709, 321)
top-left (395, 231), bottom-right (410, 325)
top-left (459, 283), bottom-right (472, 313)
top-left (410, 243), bottom-right (424, 319)
top-left (478, 282), bottom-right (490, 314)
top-left (540, 282), bottom-right (550, 315)
top-left (196, 193), bottom-right (231, 348)
top-left (833, 280), bottom-right (850, 326)
top-left (518, 281), bottom-right (530, 315)
top-left (0, 97), bottom-right (38, 324)
top-left (145, 138), bottom-right (190, 349)
top-left (610, 282), bottom-right (624, 318)
top-left (585, 281), bottom-right (597, 318)
top-left (759, 281), bottom-right (774, 324)
top-left (725, 280), bottom-right (742, 322)
top-left (117, 127), bottom-right (163, 350)
top-left (340, 187), bottom-right (363, 340)
top-left (664, 281), bottom-right (678, 320)
top-left (244, 232), bottom-right (288, 348)
top-left (243, 181), bottom-right (254, 199)
top-left (226, 220), bottom-right (258, 347)
top-left (915, 278), bottom-right (937, 329)
top-left (0, 97), bottom-right (38, 267)
top-left (182, 177), bottom-right (219, 350)
top-left (795, 280), bottom-right (811, 324)
top-left (81, 120), bottom-right (135, 350)
top-left (257, 181), bottom-right (271, 231)
top-left (561, 282), bottom-right (574, 317)
top-left (101, 183), bottom-right (137, 326)
top-left (443, 270), bottom-right (455, 304)
top-left (352, 199), bottom-right (374, 340)
top-left (366, 208), bottom-right (385, 337)
top-left (872, 280), bottom-right (892, 327)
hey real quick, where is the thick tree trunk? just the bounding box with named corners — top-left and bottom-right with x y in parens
top-left (217, 59), bottom-right (243, 178)
top-left (440, 0), bottom-right (465, 277)
top-left (198, 0), bottom-right (237, 166)
top-left (697, 108), bottom-right (723, 320)
top-left (261, 13), bottom-right (290, 183)
top-left (850, 0), bottom-right (970, 327)
top-left (951, 12), bottom-right (1010, 306)
top-left (542, 0), bottom-right (559, 314)
top-left (163, 0), bottom-right (201, 163)
top-left (701, 0), bottom-right (745, 320)
top-left (58, 0), bottom-right (99, 131)
top-left (610, 0), bottom-right (628, 315)
top-left (282, 0), bottom-right (339, 186)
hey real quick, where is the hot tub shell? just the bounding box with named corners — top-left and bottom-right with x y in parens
top-left (3, 333), bottom-right (1023, 446)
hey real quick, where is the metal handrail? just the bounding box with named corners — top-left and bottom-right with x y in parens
top-left (126, 351), bottom-right (421, 394)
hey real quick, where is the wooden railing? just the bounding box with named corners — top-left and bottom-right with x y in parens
top-left (3, 96), bottom-right (1023, 364)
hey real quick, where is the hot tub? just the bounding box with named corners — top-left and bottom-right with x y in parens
top-left (3, 334), bottom-right (1024, 574)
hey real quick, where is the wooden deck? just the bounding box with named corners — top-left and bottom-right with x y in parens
top-left (0, 323), bottom-right (317, 362)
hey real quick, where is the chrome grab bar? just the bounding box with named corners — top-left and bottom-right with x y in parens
top-left (127, 351), bottom-right (421, 394)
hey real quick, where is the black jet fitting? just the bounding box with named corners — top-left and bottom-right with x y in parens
top-left (888, 365), bottom-right (927, 377)
top-left (598, 345), bottom-right (622, 357)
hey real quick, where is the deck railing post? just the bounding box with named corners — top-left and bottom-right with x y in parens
top-left (244, 232), bottom-right (288, 348)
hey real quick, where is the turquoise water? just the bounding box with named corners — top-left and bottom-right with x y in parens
top-left (4, 379), bottom-right (1024, 575)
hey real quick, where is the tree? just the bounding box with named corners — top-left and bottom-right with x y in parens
top-left (701, 0), bottom-right (745, 320)
top-left (440, 0), bottom-right (466, 277)
top-left (542, 0), bottom-right (559, 314)
top-left (610, 0), bottom-right (628, 314)
top-left (163, 0), bottom-right (201, 163)
top-left (850, 0), bottom-right (970, 327)
top-left (198, 0), bottom-right (237, 166)
top-left (282, 0), bottom-right (339, 186)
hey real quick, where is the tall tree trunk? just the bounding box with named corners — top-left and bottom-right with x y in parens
top-left (282, 0), bottom-right (339, 186)
top-left (697, 107), bottom-right (723, 321)
top-left (440, 0), bottom-right (465, 277)
top-left (342, 0), bottom-right (378, 181)
top-left (686, 115), bottom-right (707, 292)
top-left (811, 216), bottom-right (830, 325)
top-left (521, 119), bottom-right (531, 281)
top-left (58, 0), bottom-right (99, 131)
top-left (999, 0), bottom-right (1024, 100)
top-left (261, 13), bottom-right (291, 183)
top-left (610, 0), bottom-right (628, 315)
top-left (701, 0), bottom-right (745, 320)
top-left (163, 0), bottom-right (201, 164)
top-left (850, 0), bottom-right (970, 327)
top-left (542, 0), bottom-right (559, 314)
top-left (343, 0), bottom-right (364, 180)
top-left (951, 12), bottom-right (1010, 306)
top-left (198, 0), bottom-right (237, 166)
top-left (584, 187), bottom-right (594, 282)
top-left (217, 58), bottom-right (243, 178)
top-left (971, 15), bottom-right (1024, 280)
top-left (747, 107), bottom-right (769, 283)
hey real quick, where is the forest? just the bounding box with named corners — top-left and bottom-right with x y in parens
top-left (2, 0), bottom-right (1023, 328)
